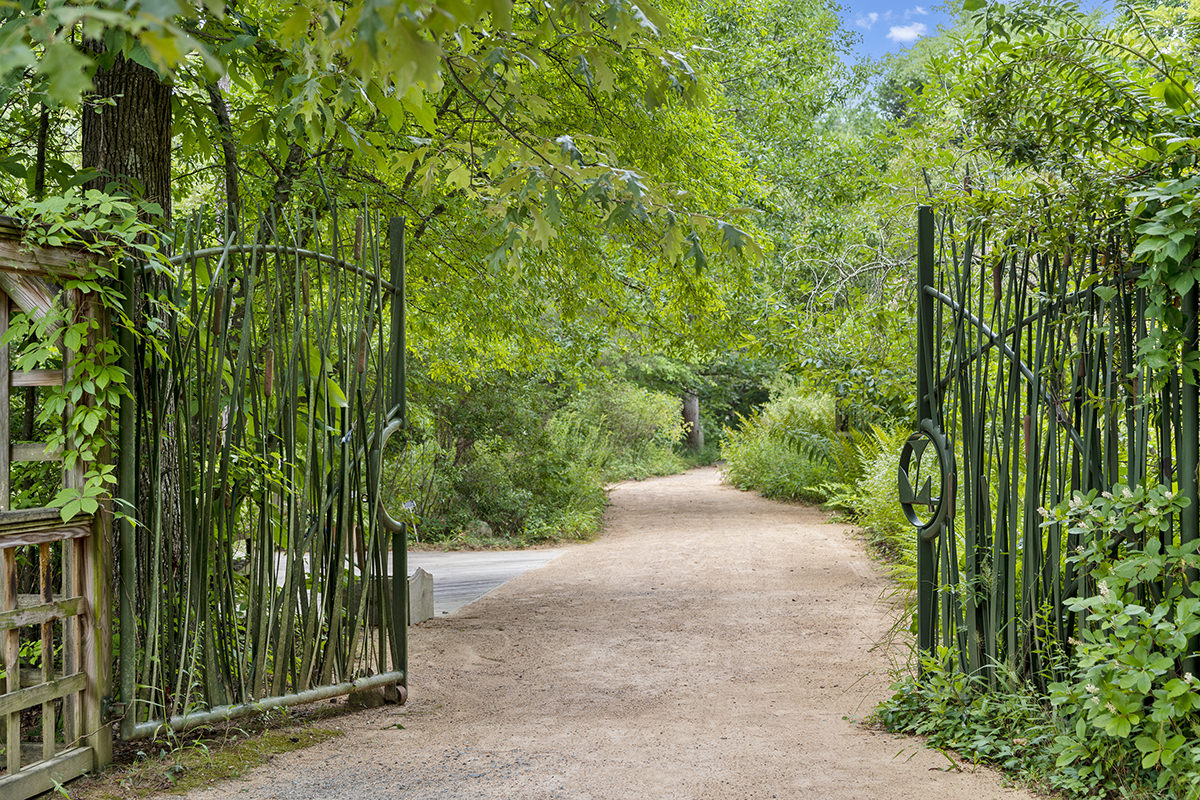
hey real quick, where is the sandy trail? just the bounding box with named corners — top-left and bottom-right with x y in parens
top-left (181, 468), bottom-right (1038, 800)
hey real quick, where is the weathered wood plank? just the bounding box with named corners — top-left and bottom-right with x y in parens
top-left (4, 547), bottom-right (19, 774)
top-left (0, 507), bottom-right (62, 526)
top-left (0, 272), bottom-right (57, 321)
top-left (0, 297), bottom-right (10, 512)
top-left (12, 442), bottom-right (62, 462)
top-left (0, 671), bottom-right (86, 717)
top-left (62, 538), bottom-right (80, 745)
top-left (0, 525), bottom-right (91, 549)
top-left (84, 465), bottom-right (112, 765)
top-left (0, 595), bottom-right (83, 631)
top-left (0, 746), bottom-right (92, 799)
top-left (11, 369), bottom-right (62, 388)
top-left (40, 542), bottom-right (55, 759)
top-left (0, 237), bottom-right (87, 278)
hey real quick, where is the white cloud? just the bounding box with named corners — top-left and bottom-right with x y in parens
top-left (856, 12), bottom-right (880, 29)
top-left (912, 5), bottom-right (929, 15)
top-left (887, 22), bottom-right (927, 43)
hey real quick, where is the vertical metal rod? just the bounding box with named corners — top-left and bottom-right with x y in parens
top-left (118, 257), bottom-right (137, 740)
top-left (387, 217), bottom-right (408, 685)
top-left (917, 206), bottom-right (937, 665)
top-left (388, 217), bottom-right (407, 426)
top-left (1181, 285), bottom-right (1198, 676)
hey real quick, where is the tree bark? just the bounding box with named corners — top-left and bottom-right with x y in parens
top-left (81, 52), bottom-right (180, 713)
top-left (82, 53), bottom-right (172, 219)
top-left (205, 81), bottom-right (241, 232)
top-left (682, 393), bottom-right (703, 452)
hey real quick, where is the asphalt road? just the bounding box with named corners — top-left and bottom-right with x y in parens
top-left (407, 549), bottom-right (564, 616)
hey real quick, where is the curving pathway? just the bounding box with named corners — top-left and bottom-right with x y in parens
top-left (180, 468), bottom-right (1040, 800)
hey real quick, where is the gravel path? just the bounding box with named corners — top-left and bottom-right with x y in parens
top-left (179, 468), bottom-right (1040, 800)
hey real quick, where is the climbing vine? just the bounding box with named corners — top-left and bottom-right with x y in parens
top-left (3, 190), bottom-right (163, 519)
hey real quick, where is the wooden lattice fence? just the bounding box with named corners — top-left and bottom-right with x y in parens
top-left (0, 218), bottom-right (111, 798)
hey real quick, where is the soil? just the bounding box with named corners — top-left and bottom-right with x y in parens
top-left (177, 468), bottom-right (1042, 800)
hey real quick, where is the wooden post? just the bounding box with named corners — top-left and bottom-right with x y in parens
top-left (61, 288), bottom-right (112, 767)
top-left (4, 546), bottom-right (19, 774)
top-left (83, 290), bottom-right (112, 767)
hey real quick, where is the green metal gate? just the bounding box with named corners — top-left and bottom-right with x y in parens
top-left (116, 214), bottom-right (411, 739)
top-left (900, 205), bottom-right (1200, 682)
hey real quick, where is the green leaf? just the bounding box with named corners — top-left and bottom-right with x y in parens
top-left (446, 162), bottom-right (471, 190)
top-left (325, 376), bottom-right (348, 409)
top-left (37, 40), bottom-right (94, 106)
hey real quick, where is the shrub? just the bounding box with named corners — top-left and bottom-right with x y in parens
top-left (878, 484), bottom-right (1200, 800)
top-left (876, 659), bottom-right (1059, 789)
top-left (828, 424), bottom-right (916, 584)
top-left (566, 381), bottom-right (686, 481)
top-left (720, 389), bottom-right (845, 503)
top-left (381, 375), bottom-right (686, 547)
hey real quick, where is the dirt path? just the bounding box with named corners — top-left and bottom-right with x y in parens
top-left (181, 468), bottom-right (1039, 800)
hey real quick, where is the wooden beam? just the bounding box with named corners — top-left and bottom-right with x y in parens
top-left (0, 507), bottom-right (68, 527)
top-left (0, 525), bottom-right (91, 549)
top-left (12, 442), bottom-right (62, 462)
top-left (0, 671), bottom-right (86, 717)
top-left (0, 746), bottom-right (92, 799)
top-left (0, 273), bottom-right (57, 320)
top-left (0, 595), bottom-right (83, 631)
top-left (12, 369), bottom-right (63, 388)
top-left (4, 547), bottom-right (19, 774)
top-left (0, 236), bottom-right (88, 278)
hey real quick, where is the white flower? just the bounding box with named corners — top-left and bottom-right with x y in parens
top-left (1099, 582), bottom-right (1112, 600)
top-left (1102, 491), bottom-right (1114, 500)
top-left (1086, 684), bottom-right (1099, 694)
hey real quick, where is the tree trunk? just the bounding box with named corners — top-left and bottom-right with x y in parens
top-left (682, 392), bottom-right (703, 452)
top-left (82, 53), bottom-right (172, 219)
top-left (81, 51), bottom-right (180, 717)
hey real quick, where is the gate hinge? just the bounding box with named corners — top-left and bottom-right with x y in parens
top-left (102, 696), bottom-right (125, 722)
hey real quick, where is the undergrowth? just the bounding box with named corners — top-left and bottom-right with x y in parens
top-left (878, 487), bottom-right (1200, 800)
top-left (383, 376), bottom-right (688, 549)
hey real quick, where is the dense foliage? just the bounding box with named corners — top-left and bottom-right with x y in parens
top-left (16, 0), bottom-right (1200, 794)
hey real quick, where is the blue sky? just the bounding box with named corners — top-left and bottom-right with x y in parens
top-left (839, 1), bottom-right (955, 60)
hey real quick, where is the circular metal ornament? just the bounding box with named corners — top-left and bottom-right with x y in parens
top-left (897, 419), bottom-right (955, 541)
top-left (376, 417), bottom-right (407, 535)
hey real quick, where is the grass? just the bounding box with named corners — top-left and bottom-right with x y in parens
top-left (53, 707), bottom-right (348, 799)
